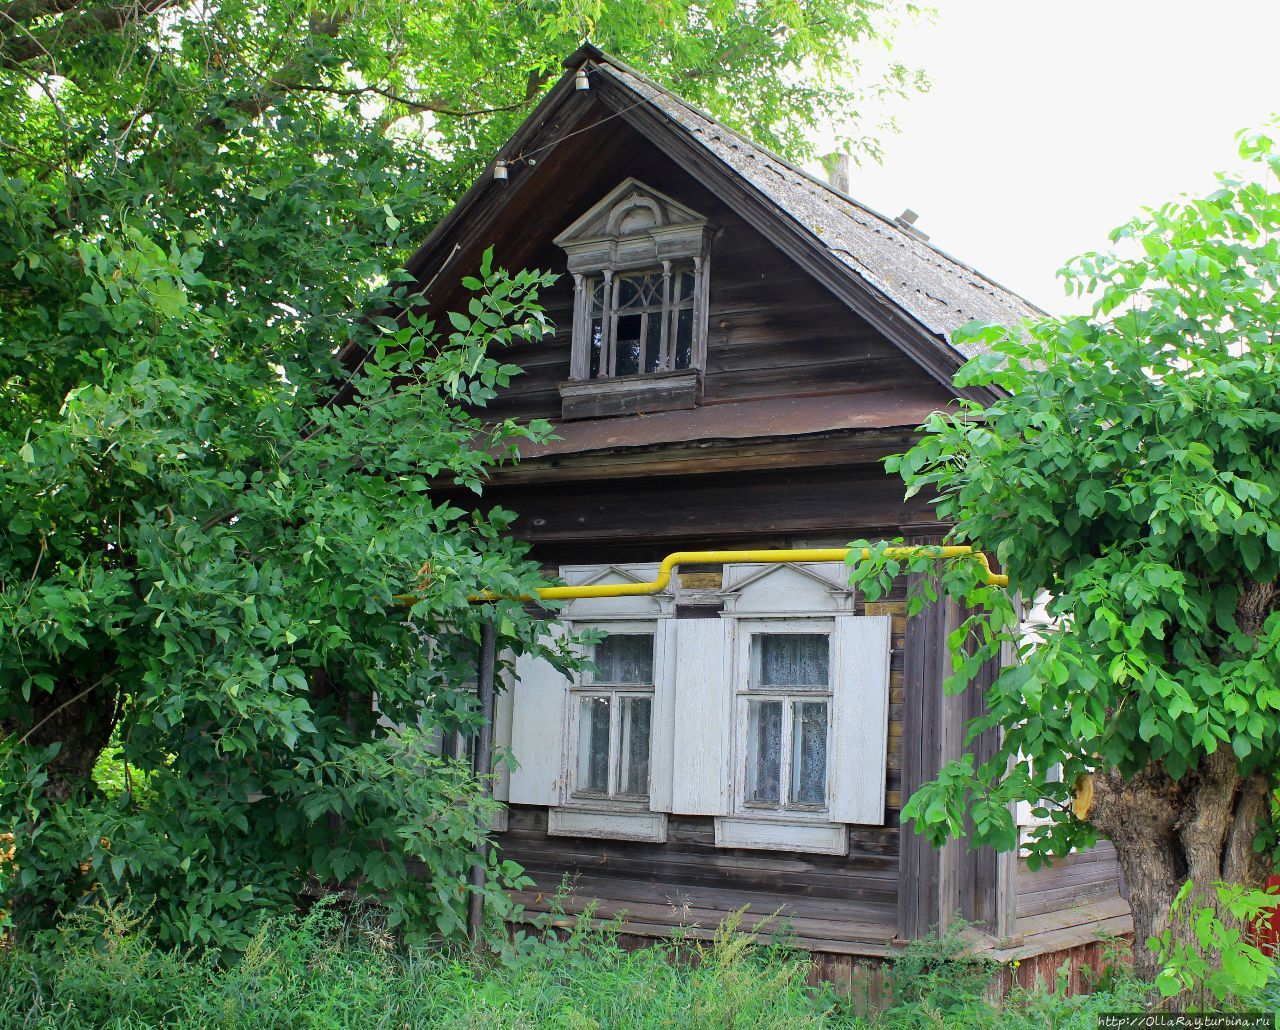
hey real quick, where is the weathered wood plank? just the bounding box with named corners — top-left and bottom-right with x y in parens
top-left (898, 534), bottom-right (946, 939)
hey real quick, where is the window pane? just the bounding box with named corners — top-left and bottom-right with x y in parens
top-left (674, 307), bottom-right (693, 369)
top-left (591, 634), bottom-right (653, 684)
top-left (791, 701), bottom-right (828, 805)
top-left (577, 696), bottom-right (611, 793)
top-left (617, 276), bottom-right (641, 308)
top-left (639, 275), bottom-right (662, 305)
top-left (754, 634), bottom-right (829, 688)
top-left (614, 313), bottom-right (642, 375)
top-left (644, 313), bottom-right (663, 373)
top-left (589, 318), bottom-right (603, 378)
top-left (619, 695), bottom-right (652, 796)
top-left (678, 268), bottom-right (696, 302)
top-left (746, 700), bottom-right (783, 804)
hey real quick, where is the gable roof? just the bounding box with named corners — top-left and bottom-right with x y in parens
top-left (404, 45), bottom-right (1041, 400)
top-left (591, 61), bottom-right (1043, 360)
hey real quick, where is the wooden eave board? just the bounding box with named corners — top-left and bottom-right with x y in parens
top-left (482, 429), bottom-right (924, 486)
top-left (513, 387), bottom-right (957, 460)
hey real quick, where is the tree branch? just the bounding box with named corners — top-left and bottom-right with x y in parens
top-left (17, 674), bottom-right (108, 746)
top-left (0, 0), bottom-right (83, 29)
top-left (281, 74), bottom-right (549, 120)
top-left (0, 0), bottom-right (174, 67)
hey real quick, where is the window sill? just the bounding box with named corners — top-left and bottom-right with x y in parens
top-left (714, 816), bottom-right (848, 856)
top-left (548, 807), bottom-right (668, 843)
top-left (558, 369), bottom-right (700, 421)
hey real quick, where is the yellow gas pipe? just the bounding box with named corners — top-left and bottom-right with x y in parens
top-left (452, 545), bottom-right (1006, 604)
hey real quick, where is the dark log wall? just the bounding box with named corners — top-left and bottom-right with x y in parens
top-left (428, 108), bottom-right (935, 424)
top-left (478, 466), bottom-right (936, 560)
top-left (501, 809), bottom-right (901, 925)
top-left (1016, 841), bottom-right (1126, 920)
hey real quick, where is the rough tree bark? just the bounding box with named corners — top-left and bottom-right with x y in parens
top-left (1088, 578), bottom-right (1278, 980)
top-left (1089, 758), bottom-right (1272, 978)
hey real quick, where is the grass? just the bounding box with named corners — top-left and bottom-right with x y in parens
top-left (0, 898), bottom-right (1273, 1029)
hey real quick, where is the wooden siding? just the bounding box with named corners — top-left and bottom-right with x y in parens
top-left (461, 466), bottom-right (937, 564)
top-left (1016, 840), bottom-right (1127, 920)
top-left (501, 807), bottom-right (900, 928)
top-left (417, 106), bottom-right (941, 426)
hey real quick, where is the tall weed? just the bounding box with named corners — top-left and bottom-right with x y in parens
top-left (2, 898), bottom-right (1246, 1029)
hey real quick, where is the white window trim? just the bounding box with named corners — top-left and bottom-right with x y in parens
top-left (548, 808), bottom-right (667, 844)
top-left (552, 617), bottom-right (671, 845)
top-left (558, 614), bottom-right (660, 808)
top-left (714, 816), bottom-right (848, 856)
top-left (710, 564), bottom-right (887, 852)
top-left (730, 617), bottom-right (836, 823)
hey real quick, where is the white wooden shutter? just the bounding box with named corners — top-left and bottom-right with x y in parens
top-left (828, 614), bottom-right (891, 825)
top-left (508, 631), bottom-right (569, 806)
top-left (648, 619), bottom-right (678, 813)
top-left (491, 651), bottom-right (515, 803)
top-left (670, 618), bottom-right (733, 816)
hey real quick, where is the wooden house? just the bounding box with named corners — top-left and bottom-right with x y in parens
top-left (406, 46), bottom-right (1132, 983)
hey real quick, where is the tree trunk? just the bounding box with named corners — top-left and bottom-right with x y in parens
top-left (3, 672), bottom-right (118, 802)
top-left (1089, 754), bottom-right (1273, 980)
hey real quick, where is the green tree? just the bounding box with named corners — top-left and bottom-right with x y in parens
top-left (849, 127), bottom-right (1280, 978)
top-left (1, 0), bottom-right (921, 948)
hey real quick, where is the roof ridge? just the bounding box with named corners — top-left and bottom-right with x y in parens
top-left (575, 48), bottom-right (1046, 319)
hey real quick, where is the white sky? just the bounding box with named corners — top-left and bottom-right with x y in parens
top-left (831, 0), bottom-right (1280, 315)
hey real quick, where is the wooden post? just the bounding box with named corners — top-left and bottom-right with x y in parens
top-left (898, 530), bottom-right (1011, 941)
top-left (467, 616), bottom-right (498, 940)
top-left (898, 531), bottom-right (947, 940)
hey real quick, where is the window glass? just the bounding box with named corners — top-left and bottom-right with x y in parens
top-left (674, 308), bottom-right (693, 370)
top-left (614, 314), bottom-right (642, 375)
top-left (677, 269), bottom-right (695, 302)
top-left (589, 319), bottom-right (603, 378)
top-left (753, 634), bottom-right (829, 688)
top-left (577, 695), bottom-right (611, 793)
top-left (589, 281), bottom-right (605, 378)
top-left (742, 631), bottom-right (832, 813)
top-left (644, 315), bottom-right (663, 373)
top-left (590, 634), bottom-right (653, 684)
top-left (616, 276), bottom-right (641, 308)
top-left (746, 699), bottom-right (783, 804)
top-left (574, 632), bottom-right (655, 801)
top-left (619, 695), bottom-right (652, 796)
top-left (791, 701), bottom-right (828, 805)
top-left (581, 265), bottom-right (697, 379)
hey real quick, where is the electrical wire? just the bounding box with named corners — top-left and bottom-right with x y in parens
top-left (503, 66), bottom-right (670, 169)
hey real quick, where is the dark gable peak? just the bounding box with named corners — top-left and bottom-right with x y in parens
top-left (406, 47), bottom-right (1042, 401)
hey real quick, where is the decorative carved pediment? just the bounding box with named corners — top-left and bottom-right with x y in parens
top-left (718, 563), bottom-right (855, 615)
top-left (554, 178), bottom-right (709, 274)
top-left (559, 562), bottom-right (673, 619)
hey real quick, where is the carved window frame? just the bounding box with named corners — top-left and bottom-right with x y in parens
top-left (555, 179), bottom-right (712, 384)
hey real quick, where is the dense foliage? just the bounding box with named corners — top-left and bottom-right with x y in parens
top-left (0, 900), bottom-right (1179, 1028)
top-left (1, 0), bottom-right (924, 952)
top-left (849, 127), bottom-right (1280, 976)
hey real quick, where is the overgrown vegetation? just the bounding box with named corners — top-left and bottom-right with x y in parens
top-left (0, 0), bottom-right (924, 951)
top-left (848, 124), bottom-right (1280, 977)
top-left (0, 902), bottom-right (1211, 1029)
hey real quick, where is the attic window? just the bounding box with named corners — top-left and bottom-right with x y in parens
top-left (555, 179), bottom-right (711, 418)
top-left (585, 266), bottom-right (697, 377)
